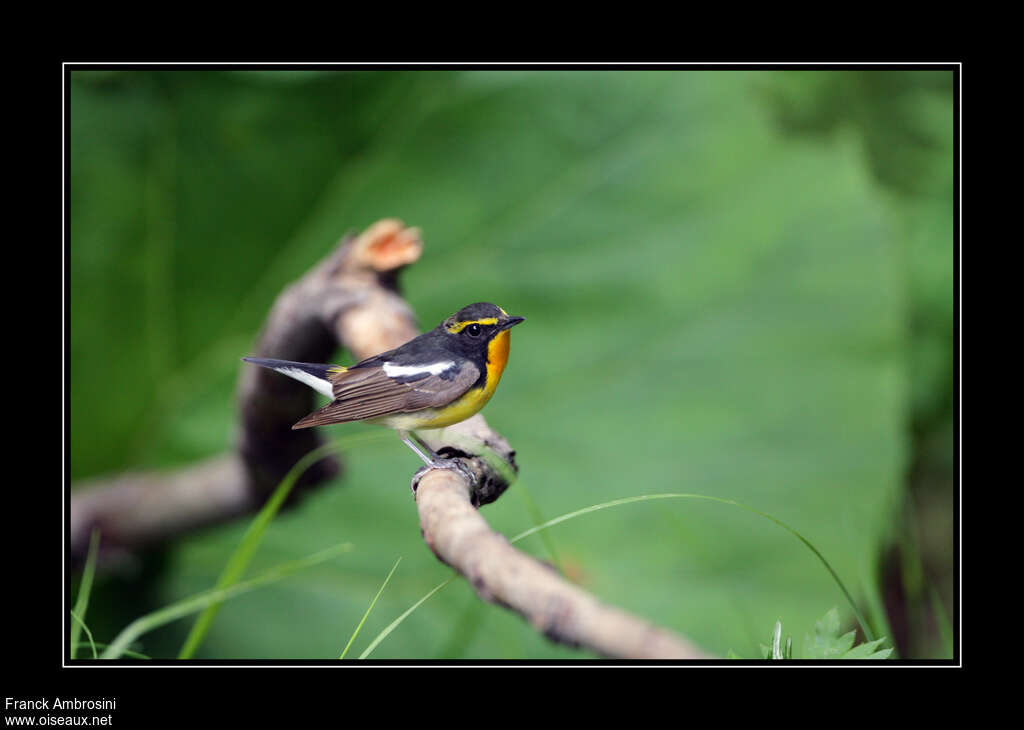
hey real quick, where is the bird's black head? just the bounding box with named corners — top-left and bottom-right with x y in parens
top-left (439, 302), bottom-right (525, 353)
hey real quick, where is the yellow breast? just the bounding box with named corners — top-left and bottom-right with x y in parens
top-left (408, 329), bottom-right (511, 429)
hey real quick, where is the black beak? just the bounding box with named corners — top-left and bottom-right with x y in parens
top-left (500, 316), bottom-right (525, 330)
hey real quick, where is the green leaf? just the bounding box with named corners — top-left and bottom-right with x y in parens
top-left (804, 608), bottom-right (854, 658)
top-left (842, 638), bottom-right (893, 660)
top-left (803, 608), bottom-right (892, 660)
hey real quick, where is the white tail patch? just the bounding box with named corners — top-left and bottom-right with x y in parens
top-left (275, 367), bottom-right (335, 398)
top-left (382, 361), bottom-right (455, 378)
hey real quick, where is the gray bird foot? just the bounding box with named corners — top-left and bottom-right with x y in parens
top-left (410, 458), bottom-right (478, 496)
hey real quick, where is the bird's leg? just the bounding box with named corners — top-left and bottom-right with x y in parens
top-left (397, 430), bottom-right (477, 496)
top-left (398, 430), bottom-right (437, 466)
top-left (410, 432), bottom-right (442, 460)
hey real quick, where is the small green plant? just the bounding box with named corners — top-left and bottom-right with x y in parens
top-left (801, 607), bottom-right (893, 659)
top-left (759, 620), bottom-right (794, 660)
top-left (745, 608), bottom-right (893, 660)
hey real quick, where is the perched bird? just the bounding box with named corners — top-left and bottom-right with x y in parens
top-left (243, 302), bottom-right (524, 473)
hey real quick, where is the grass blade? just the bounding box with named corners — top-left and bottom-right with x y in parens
top-left (359, 576), bottom-right (456, 659)
top-left (178, 432), bottom-right (387, 658)
top-left (340, 557), bottom-right (402, 659)
top-left (70, 528), bottom-right (100, 659)
top-left (69, 609), bottom-right (97, 659)
top-left (514, 482), bottom-right (564, 576)
top-left (74, 642), bottom-right (151, 660)
top-left (771, 619), bottom-right (783, 659)
top-left (103, 542), bottom-right (353, 659)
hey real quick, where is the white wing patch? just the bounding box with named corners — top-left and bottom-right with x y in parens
top-left (276, 366), bottom-right (335, 398)
top-left (382, 360), bottom-right (455, 378)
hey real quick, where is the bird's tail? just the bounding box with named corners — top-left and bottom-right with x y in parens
top-left (241, 357), bottom-right (346, 399)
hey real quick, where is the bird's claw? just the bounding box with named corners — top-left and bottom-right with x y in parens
top-left (410, 457), bottom-right (478, 496)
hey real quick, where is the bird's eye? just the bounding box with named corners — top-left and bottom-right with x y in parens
top-left (465, 323), bottom-right (482, 337)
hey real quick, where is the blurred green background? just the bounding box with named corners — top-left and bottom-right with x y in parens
top-left (69, 69), bottom-right (955, 660)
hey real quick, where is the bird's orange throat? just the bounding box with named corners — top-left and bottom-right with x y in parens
top-left (486, 328), bottom-right (511, 390)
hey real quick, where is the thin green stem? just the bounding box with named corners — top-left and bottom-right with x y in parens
top-left (70, 529), bottom-right (100, 659)
top-left (340, 557), bottom-right (402, 659)
top-left (73, 642), bottom-right (150, 660)
top-left (69, 609), bottom-right (97, 659)
top-left (359, 576), bottom-right (456, 659)
top-left (513, 482), bottom-right (564, 575)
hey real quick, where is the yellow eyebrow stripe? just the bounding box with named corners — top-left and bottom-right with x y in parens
top-left (447, 317), bottom-right (498, 333)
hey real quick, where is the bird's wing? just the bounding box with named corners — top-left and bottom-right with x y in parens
top-left (291, 360), bottom-right (480, 429)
